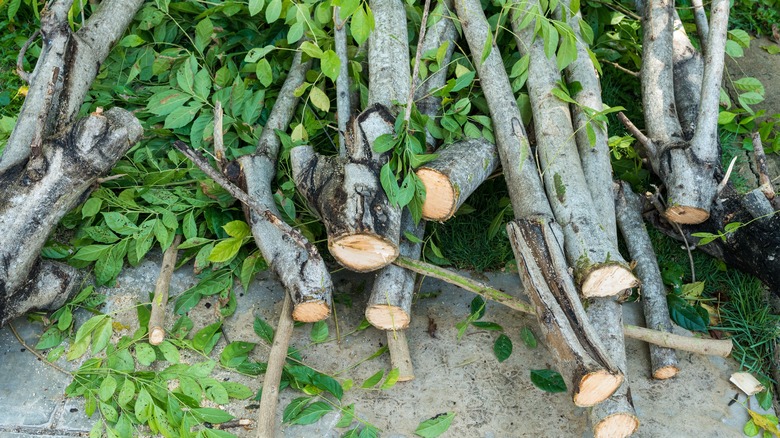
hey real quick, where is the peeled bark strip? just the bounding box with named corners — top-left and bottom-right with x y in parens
top-left (149, 235), bottom-right (182, 346)
top-left (239, 51), bottom-right (332, 322)
top-left (586, 299), bottom-right (640, 438)
top-left (291, 105), bottom-right (401, 271)
top-left (1, 0), bottom-right (145, 174)
top-left (0, 108), bottom-right (142, 324)
top-left (616, 182), bottom-right (679, 379)
top-left (417, 138), bottom-right (499, 221)
top-left (508, 220), bottom-right (623, 407)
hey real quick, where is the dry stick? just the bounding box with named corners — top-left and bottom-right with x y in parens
top-left (213, 101), bottom-right (225, 168)
top-left (392, 256), bottom-right (733, 357)
top-left (15, 29), bottom-right (40, 83)
top-left (256, 293), bottom-right (294, 438)
top-left (148, 234), bottom-right (182, 346)
top-left (752, 132), bottom-right (776, 202)
top-left (615, 182), bottom-right (679, 380)
top-left (8, 322), bottom-right (71, 375)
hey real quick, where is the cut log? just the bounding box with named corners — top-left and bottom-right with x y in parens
top-left (291, 105), bottom-right (401, 272)
top-left (416, 138), bottom-right (499, 222)
top-left (511, 0), bottom-right (637, 298)
top-left (387, 330), bottom-right (415, 382)
top-left (508, 219), bottom-right (623, 406)
top-left (615, 182), bottom-right (679, 380)
top-left (149, 235), bottom-right (182, 346)
top-left (0, 108), bottom-right (143, 324)
top-left (367, 0), bottom-right (411, 110)
top-left (237, 50), bottom-right (333, 322)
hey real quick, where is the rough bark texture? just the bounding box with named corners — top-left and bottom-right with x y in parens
top-left (291, 105), bottom-right (401, 272)
top-left (387, 330), bottom-right (415, 381)
top-left (239, 52), bottom-right (332, 322)
top-left (334, 6), bottom-right (351, 156)
top-left (149, 235), bottom-right (182, 346)
top-left (0, 108), bottom-right (142, 324)
top-left (508, 219), bottom-right (623, 407)
top-left (416, 138), bottom-right (499, 222)
top-left (368, 0), bottom-right (410, 110)
top-left (512, 0), bottom-right (636, 298)
top-left (1, 0), bottom-right (144, 174)
top-left (615, 182), bottom-right (679, 380)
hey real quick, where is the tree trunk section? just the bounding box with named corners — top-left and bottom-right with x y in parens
top-left (416, 138), bottom-right (499, 222)
top-left (511, 0), bottom-right (637, 298)
top-left (0, 108), bottom-right (142, 324)
top-left (615, 182), bottom-right (679, 380)
top-left (239, 51), bottom-right (332, 322)
top-left (507, 219), bottom-right (623, 406)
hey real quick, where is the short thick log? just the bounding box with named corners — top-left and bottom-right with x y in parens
top-left (616, 182), bottom-right (679, 380)
top-left (511, 0), bottom-right (637, 297)
top-left (416, 138), bottom-right (499, 222)
top-left (0, 107), bottom-right (142, 323)
top-left (291, 105), bottom-right (401, 272)
top-left (239, 51), bottom-right (332, 322)
top-left (508, 219), bottom-right (623, 407)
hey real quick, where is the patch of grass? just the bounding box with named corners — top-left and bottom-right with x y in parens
top-left (429, 177), bottom-right (514, 272)
top-left (729, 0), bottom-right (780, 37)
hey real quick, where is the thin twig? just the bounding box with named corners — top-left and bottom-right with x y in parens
top-left (213, 101), bottom-right (225, 169)
top-left (604, 60), bottom-right (640, 77)
top-left (617, 112), bottom-right (656, 156)
top-left (95, 174), bottom-right (127, 184)
top-left (646, 188), bottom-right (697, 282)
top-left (404, 0), bottom-right (433, 126)
top-left (716, 155), bottom-right (739, 196)
top-left (8, 322), bottom-right (71, 376)
top-left (16, 29), bottom-right (40, 83)
top-left (173, 141), bottom-right (316, 257)
top-left (148, 234), bottom-right (182, 346)
top-left (256, 293), bottom-right (294, 438)
top-left (690, 0), bottom-right (709, 53)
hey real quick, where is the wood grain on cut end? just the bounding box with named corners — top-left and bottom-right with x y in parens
top-left (149, 327), bottom-right (165, 346)
top-left (581, 265), bottom-right (638, 298)
top-left (330, 234), bottom-right (399, 272)
top-left (592, 412), bottom-right (640, 438)
top-left (573, 371), bottom-right (624, 407)
top-left (292, 301), bottom-right (330, 323)
top-left (365, 304), bottom-right (411, 330)
top-left (652, 365), bottom-right (680, 380)
top-left (417, 167), bottom-right (457, 221)
top-left (665, 206), bottom-right (710, 224)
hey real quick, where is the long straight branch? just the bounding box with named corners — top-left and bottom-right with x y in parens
top-left (256, 293), bottom-right (294, 438)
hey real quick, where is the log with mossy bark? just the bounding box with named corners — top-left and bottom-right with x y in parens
top-left (237, 50), bottom-right (333, 323)
top-left (511, 0), bottom-right (637, 298)
top-left (416, 138), bottom-right (499, 222)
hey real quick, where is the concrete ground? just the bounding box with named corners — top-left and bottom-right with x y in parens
top-left (0, 248), bottom-right (768, 438)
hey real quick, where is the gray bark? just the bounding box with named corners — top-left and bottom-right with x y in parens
top-left (0, 108), bottom-right (143, 323)
top-left (291, 105), bottom-right (401, 272)
top-left (368, 0), bottom-right (410, 109)
top-left (615, 182), bottom-right (679, 380)
top-left (239, 52), bottom-right (333, 322)
top-left (1, 0), bottom-right (145, 174)
top-left (334, 6), bottom-right (351, 156)
top-left (511, 0), bottom-right (637, 297)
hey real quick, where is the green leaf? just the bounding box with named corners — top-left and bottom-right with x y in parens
top-left (119, 34), bottom-right (145, 47)
top-left (520, 327), bottom-right (537, 349)
top-left (191, 407), bottom-right (234, 424)
top-left (290, 401), bottom-right (333, 425)
top-left (380, 163), bottom-right (400, 206)
top-left (480, 29), bottom-right (493, 65)
top-left (470, 296), bottom-right (486, 319)
top-left (98, 375), bottom-right (117, 402)
top-left (728, 29), bottom-right (751, 48)
top-left (718, 111), bottom-right (737, 125)
top-left (174, 289), bottom-right (201, 315)
top-left (81, 198), bottom-right (103, 219)
top-left (164, 103), bottom-right (203, 130)
top-left (310, 87), bottom-right (331, 112)
top-left (256, 58), bottom-right (273, 87)
top-left (372, 133), bottom-right (397, 154)
top-left (493, 334), bottom-right (513, 362)
top-left (265, 0), bottom-right (282, 22)
top-left (414, 412), bottom-right (455, 438)
top-left (75, 315), bottom-right (107, 344)
top-left (321, 50), bottom-right (340, 81)
top-left (100, 402), bottom-right (118, 423)
top-left (339, 0), bottom-right (360, 19)
top-left (557, 33), bottom-right (577, 71)
top-left (336, 404), bottom-right (355, 428)
top-left (222, 381), bottom-right (254, 399)
top-left (667, 295), bottom-right (708, 332)
top-left (380, 368), bottom-right (399, 389)
top-left (254, 317), bottom-right (275, 343)
top-left (530, 369), bottom-right (567, 393)
top-left (193, 321), bottom-right (223, 354)
top-left (220, 341), bottom-right (255, 367)
top-left (283, 396), bottom-right (313, 423)
top-left (223, 220), bottom-right (251, 239)
top-left (209, 237), bottom-right (244, 263)
top-left (301, 41), bottom-right (324, 58)
top-left (762, 44), bottom-right (780, 55)
top-left (403, 230), bottom-right (424, 244)
top-left (351, 5), bottom-right (372, 45)
top-left (36, 327), bottom-right (64, 350)
top-left (310, 321), bottom-right (329, 343)
top-left (733, 77), bottom-right (764, 94)
top-left (744, 419), bottom-right (760, 437)
top-left (249, 0), bottom-right (264, 15)
top-left (72, 244), bottom-right (111, 262)
top-left (194, 68), bottom-right (212, 100)
top-left (135, 342), bottom-right (157, 366)
top-left (92, 318), bottom-right (113, 354)
top-left (117, 378), bottom-right (135, 407)
top-left (312, 373), bottom-right (343, 400)
top-left (361, 370), bottom-right (384, 388)
top-left (158, 341), bottom-right (180, 363)
top-left (470, 321), bottom-right (503, 331)
top-left (134, 388), bottom-right (153, 423)
top-left (58, 307), bottom-right (73, 331)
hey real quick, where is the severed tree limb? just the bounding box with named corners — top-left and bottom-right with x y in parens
top-left (416, 138), bottom-right (499, 222)
top-left (256, 294), bottom-right (294, 438)
top-left (149, 235), bottom-right (182, 346)
top-left (392, 256), bottom-right (733, 357)
top-left (690, 0), bottom-right (709, 52)
top-left (751, 132), bottom-right (778, 208)
top-left (512, 0), bottom-right (637, 297)
top-left (368, 0), bottom-right (411, 110)
top-left (237, 49), bottom-right (332, 322)
top-left (387, 330), bottom-right (415, 381)
top-left (672, 10), bottom-right (704, 140)
top-left (334, 6), bottom-right (351, 155)
top-left (615, 182), bottom-right (679, 380)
